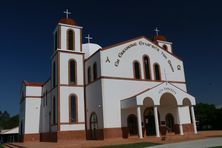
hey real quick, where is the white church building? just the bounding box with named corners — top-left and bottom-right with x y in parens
top-left (19, 14), bottom-right (197, 142)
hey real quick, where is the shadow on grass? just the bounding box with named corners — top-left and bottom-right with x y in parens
top-left (98, 142), bottom-right (160, 148)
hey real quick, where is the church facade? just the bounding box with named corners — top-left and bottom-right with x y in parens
top-left (19, 17), bottom-right (197, 142)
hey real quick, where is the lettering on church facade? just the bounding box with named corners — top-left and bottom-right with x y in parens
top-left (113, 40), bottom-right (175, 72)
top-left (158, 87), bottom-right (177, 95)
top-left (106, 57), bottom-right (110, 63)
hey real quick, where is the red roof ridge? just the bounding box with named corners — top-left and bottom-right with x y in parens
top-left (23, 80), bottom-right (44, 87)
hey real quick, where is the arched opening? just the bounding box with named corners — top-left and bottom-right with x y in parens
top-left (87, 66), bottom-right (91, 83)
top-left (182, 98), bottom-right (193, 124)
top-left (93, 62), bottom-right (97, 81)
top-left (69, 94), bottom-right (77, 123)
top-left (144, 108), bottom-right (156, 136)
top-left (165, 113), bottom-right (174, 132)
top-left (133, 61), bottom-right (141, 79)
top-left (160, 93), bottom-right (177, 134)
top-left (154, 63), bottom-right (161, 80)
top-left (90, 112), bottom-right (98, 140)
top-left (69, 59), bottom-right (77, 84)
top-left (163, 44), bottom-right (168, 51)
top-left (67, 29), bottom-right (75, 50)
top-left (127, 114), bottom-right (138, 135)
top-left (160, 93), bottom-right (177, 107)
top-left (183, 98), bottom-right (192, 106)
top-left (143, 55), bottom-right (151, 80)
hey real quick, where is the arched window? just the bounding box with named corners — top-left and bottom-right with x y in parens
top-left (67, 29), bottom-right (75, 50)
top-left (163, 44), bottom-right (168, 51)
top-left (133, 61), bottom-right (141, 79)
top-left (93, 62), bottom-right (97, 81)
top-left (69, 95), bottom-right (77, 123)
top-left (88, 66), bottom-right (91, 83)
top-left (54, 31), bottom-right (57, 51)
top-left (52, 96), bottom-right (56, 125)
top-left (69, 60), bottom-right (76, 84)
top-left (52, 62), bottom-right (56, 88)
top-left (143, 56), bottom-right (151, 80)
top-left (154, 63), bottom-right (161, 80)
top-left (90, 112), bottom-right (98, 140)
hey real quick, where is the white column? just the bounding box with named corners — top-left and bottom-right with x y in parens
top-left (137, 106), bottom-right (143, 139)
top-left (177, 107), bottom-right (184, 135)
top-left (190, 106), bottom-right (197, 134)
top-left (154, 106), bottom-right (160, 137)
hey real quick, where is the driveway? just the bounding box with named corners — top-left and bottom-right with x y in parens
top-left (148, 137), bottom-right (222, 148)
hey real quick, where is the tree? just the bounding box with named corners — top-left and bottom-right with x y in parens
top-left (0, 111), bottom-right (19, 130)
top-left (195, 103), bottom-right (222, 130)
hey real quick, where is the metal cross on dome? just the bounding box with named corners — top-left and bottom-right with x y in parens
top-left (154, 27), bottom-right (160, 36)
top-left (85, 34), bottom-right (93, 43)
top-left (64, 9), bottom-right (71, 19)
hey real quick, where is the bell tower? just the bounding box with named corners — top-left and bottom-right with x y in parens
top-left (153, 27), bottom-right (173, 53)
top-left (54, 10), bottom-right (83, 52)
top-left (50, 10), bottom-right (85, 136)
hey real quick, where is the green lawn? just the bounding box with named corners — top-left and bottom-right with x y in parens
top-left (99, 142), bottom-right (160, 148)
top-left (210, 146), bottom-right (222, 148)
top-left (0, 144), bottom-right (3, 148)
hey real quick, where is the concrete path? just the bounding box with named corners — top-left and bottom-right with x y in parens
top-left (148, 137), bottom-right (222, 148)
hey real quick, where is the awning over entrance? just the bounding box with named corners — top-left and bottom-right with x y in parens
top-left (121, 82), bottom-right (195, 109)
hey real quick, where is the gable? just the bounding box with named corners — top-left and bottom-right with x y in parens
top-left (101, 36), bottom-right (182, 62)
top-left (100, 36), bottom-right (185, 82)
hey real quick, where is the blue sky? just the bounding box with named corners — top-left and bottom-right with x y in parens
top-left (0, 0), bottom-right (222, 115)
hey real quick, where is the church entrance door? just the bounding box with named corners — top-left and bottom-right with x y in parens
top-left (127, 114), bottom-right (138, 135)
top-left (90, 113), bottom-right (98, 140)
top-left (166, 113), bottom-right (174, 132)
top-left (144, 108), bottom-right (156, 136)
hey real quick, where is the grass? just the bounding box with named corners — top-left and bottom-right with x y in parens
top-left (210, 146), bottom-right (222, 148)
top-left (0, 144), bottom-right (3, 148)
top-left (98, 142), bottom-right (160, 148)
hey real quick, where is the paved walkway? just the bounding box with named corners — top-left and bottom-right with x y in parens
top-left (148, 137), bottom-right (222, 148)
top-left (4, 131), bottom-right (222, 148)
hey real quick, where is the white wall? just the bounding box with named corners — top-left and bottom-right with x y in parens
top-left (40, 80), bottom-right (51, 133)
top-left (25, 98), bottom-right (41, 134)
top-left (60, 52), bottom-right (84, 85)
top-left (86, 80), bottom-right (103, 130)
top-left (26, 86), bottom-right (42, 97)
top-left (178, 106), bottom-right (191, 124)
top-left (101, 79), bottom-right (162, 128)
top-left (60, 86), bottom-right (85, 124)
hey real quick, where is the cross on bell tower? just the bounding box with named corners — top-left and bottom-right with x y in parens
top-left (64, 9), bottom-right (71, 19)
top-left (154, 27), bottom-right (160, 36)
top-left (85, 34), bottom-right (93, 43)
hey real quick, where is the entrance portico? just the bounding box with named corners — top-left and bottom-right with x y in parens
top-left (121, 82), bottom-right (197, 139)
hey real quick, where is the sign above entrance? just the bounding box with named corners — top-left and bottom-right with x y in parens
top-left (158, 87), bottom-right (177, 95)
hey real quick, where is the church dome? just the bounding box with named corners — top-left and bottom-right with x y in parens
top-left (152, 35), bottom-right (167, 41)
top-left (82, 43), bottom-right (102, 59)
top-left (59, 18), bottom-right (78, 26)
